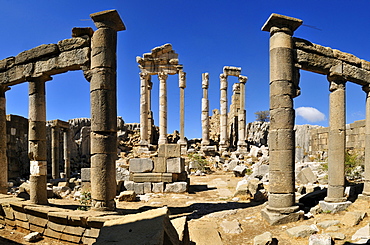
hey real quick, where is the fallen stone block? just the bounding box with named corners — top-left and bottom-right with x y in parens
top-left (153, 157), bottom-right (167, 173)
top-left (233, 165), bottom-right (247, 177)
top-left (308, 234), bottom-right (332, 245)
top-left (24, 232), bottom-right (42, 242)
top-left (220, 219), bottom-right (242, 234)
top-left (317, 220), bottom-right (340, 229)
top-left (117, 191), bottom-right (136, 202)
top-left (286, 224), bottom-right (318, 238)
top-left (297, 167), bottom-right (317, 184)
top-left (188, 219), bottom-right (222, 245)
top-left (341, 211), bottom-right (366, 227)
top-left (95, 207), bottom-right (179, 245)
top-left (253, 231), bottom-right (275, 245)
top-left (129, 158), bottom-right (153, 173)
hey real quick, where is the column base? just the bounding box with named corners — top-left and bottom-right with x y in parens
top-left (319, 200), bottom-right (351, 214)
top-left (91, 199), bottom-right (116, 211)
top-left (323, 196), bottom-right (347, 203)
top-left (261, 207), bottom-right (303, 226)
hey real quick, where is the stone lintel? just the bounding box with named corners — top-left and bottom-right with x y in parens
top-left (223, 66), bottom-right (241, 76)
top-left (90, 9), bottom-right (125, 32)
top-left (49, 119), bottom-right (70, 129)
top-left (261, 13), bottom-right (303, 32)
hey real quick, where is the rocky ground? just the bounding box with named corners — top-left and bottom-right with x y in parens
top-left (1, 171), bottom-right (370, 244)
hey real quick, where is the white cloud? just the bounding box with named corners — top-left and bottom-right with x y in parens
top-left (296, 107), bottom-right (325, 122)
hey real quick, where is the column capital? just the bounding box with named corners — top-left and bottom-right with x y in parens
top-left (90, 9), bottom-right (126, 32)
top-left (158, 72), bottom-right (168, 81)
top-left (139, 71), bottom-right (150, 80)
top-left (328, 75), bottom-right (346, 92)
top-left (179, 71), bottom-right (186, 88)
top-left (202, 73), bottom-right (209, 89)
top-left (262, 13), bottom-right (303, 35)
top-left (238, 75), bottom-right (248, 84)
top-left (220, 73), bottom-right (228, 90)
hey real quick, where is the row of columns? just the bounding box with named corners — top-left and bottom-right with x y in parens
top-left (51, 124), bottom-right (71, 180)
top-left (202, 72), bottom-right (248, 153)
top-left (262, 13), bottom-right (370, 223)
top-left (139, 70), bottom-right (187, 150)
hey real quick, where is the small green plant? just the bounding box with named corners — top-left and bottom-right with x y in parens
top-left (245, 168), bottom-right (252, 175)
top-left (188, 153), bottom-right (209, 172)
top-left (78, 191), bottom-right (91, 211)
top-left (345, 150), bottom-right (364, 179)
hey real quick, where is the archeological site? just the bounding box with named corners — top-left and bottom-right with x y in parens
top-left (2, 7), bottom-right (370, 245)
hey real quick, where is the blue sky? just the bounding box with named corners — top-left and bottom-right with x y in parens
top-left (1, 1), bottom-right (370, 139)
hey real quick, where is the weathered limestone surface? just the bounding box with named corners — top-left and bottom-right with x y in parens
top-left (262, 13), bottom-right (302, 219)
top-left (95, 207), bottom-right (180, 245)
top-left (0, 86), bottom-right (8, 193)
top-left (294, 37), bottom-right (370, 86)
top-left (325, 76), bottom-right (346, 203)
top-left (89, 9), bottom-right (125, 211)
top-left (363, 85), bottom-right (370, 195)
top-left (201, 73), bottom-right (210, 147)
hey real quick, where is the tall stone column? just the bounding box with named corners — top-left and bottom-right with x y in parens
top-left (325, 76), bottom-right (347, 202)
top-left (147, 80), bottom-right (153, 144)
top-left (158, 72), bottom-right (168, 145)
top-left (261, 14), bottom-right (303, 224)
top-left (201, 73), bottom-right (210, 147)
top-left (29, 75), bottom-right (51, 205)
top-left (139, 71), bottom-right (149, 150)
top-left (219, 73), bottom-right (228, 152)
top-left (63, 129), bottom-right (71, 179)
top-left (363, 85), bottom-right (370, 195)
top-left (0, 86), bottom-right (9, 194)
top-left (89, 10), bottom-right (125, 211)
top-left (177, 71), bottom-right (187, 153)
top-left (237, 75), bottom-right (248, 153)
top-left (51, 125), bottom-right (60, 179)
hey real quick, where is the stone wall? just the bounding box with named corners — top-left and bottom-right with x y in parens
top-left (6, 115), bottom-right (29, 180)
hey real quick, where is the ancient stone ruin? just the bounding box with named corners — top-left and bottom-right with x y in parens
top-left (2, 9), bottom-right (370, 245)
top-left (261, 13), bottom-right (370, 225)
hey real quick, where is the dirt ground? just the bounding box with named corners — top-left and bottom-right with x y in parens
top-left (1, 172), bottom-right (370, 244)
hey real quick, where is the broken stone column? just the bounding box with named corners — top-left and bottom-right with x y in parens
top-left (363, 85), bottom-right (370, 196)
top-left (29, 75), bottom-right (51, 205)
top-left (90, 9), bottom-right (125, 211)
top-left (0, 86), bottom-right (8, 194)
top-left (63, 129), bottom-right (71, 179)
top-left (325, 75), bottom-right (347, 203)
top-left (237, 75), bottom-right (248, 153)
top-left (219, 73), bottom-right (228, 152)
top-left (139, 71), bottom-right (149, 150)
top-left (51, 125), bottom-right (60, 179)
top-left (177, 70), bottom-right (187, 153)
top-left (158, 72), bottom-right (168, 145)
top-left (261, 13), bottom-right (303, 225)
top-left (201, 73), bottom-right (210, 147)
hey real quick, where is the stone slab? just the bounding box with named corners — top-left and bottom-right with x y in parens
top-left (132, 173), bottom-right (173, 183)
top-left (319, 201), bottom-right (352, 214)
top-left (261, 208), bottom-right (304, 226)
top-left (94, 207), bottom-right (179, 245)
top-left (166, 157), bottom-right (185, 174)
